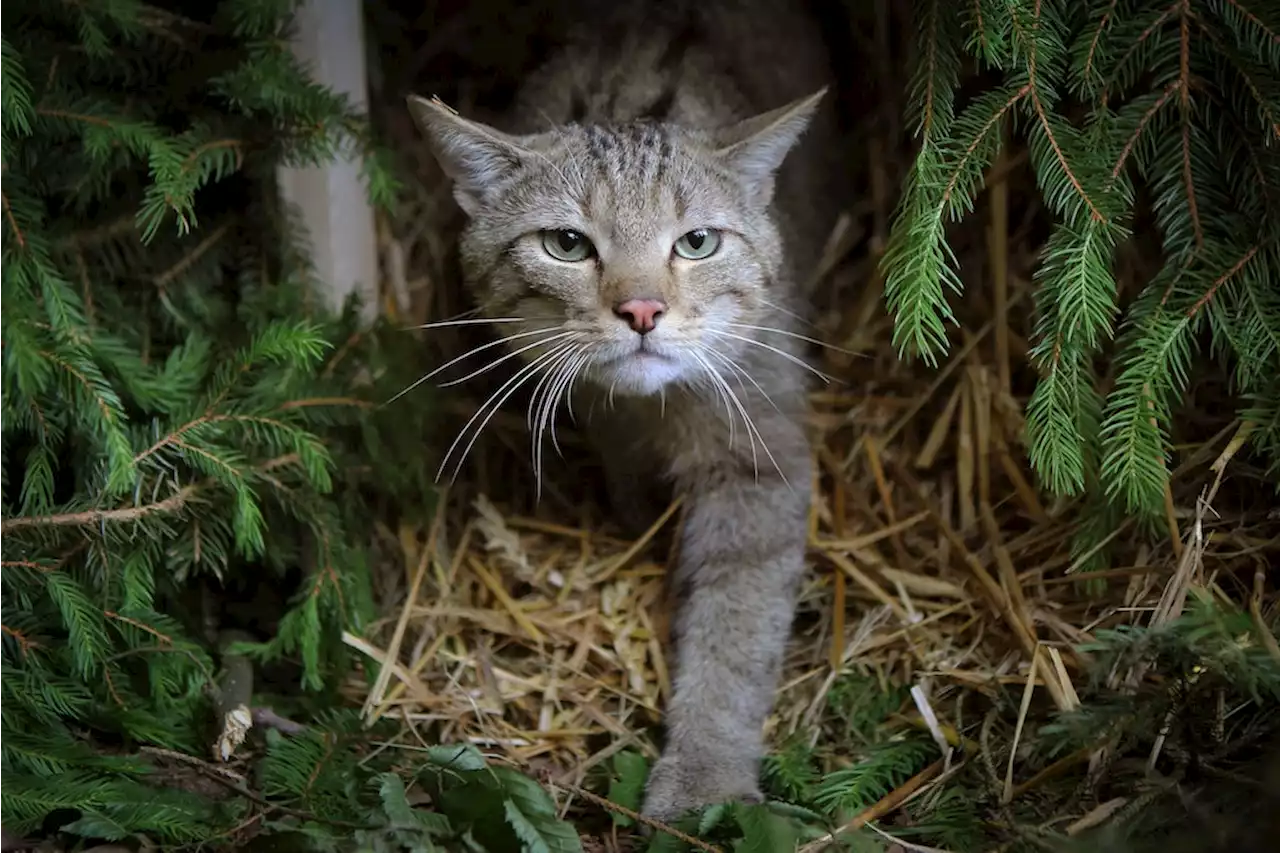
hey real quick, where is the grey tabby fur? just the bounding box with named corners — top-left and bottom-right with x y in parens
top-left (407, 0), bottom-right (841, 822)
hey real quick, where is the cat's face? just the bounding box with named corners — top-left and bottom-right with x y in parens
top-left (409, 92), bottom-right (822, 397)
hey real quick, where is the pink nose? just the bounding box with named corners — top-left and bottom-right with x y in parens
top-left (613, 298), bottom-right (667, 335)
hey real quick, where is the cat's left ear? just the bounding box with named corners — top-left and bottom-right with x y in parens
top-left (714, 87), bottom-right (828, 205)
top-left (407, 94), bottom-right (532, 216)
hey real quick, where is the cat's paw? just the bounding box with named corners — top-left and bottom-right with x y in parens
top-left (641, 753), bottom-right (763, 825)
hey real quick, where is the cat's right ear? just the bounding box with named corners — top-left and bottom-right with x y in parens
top-left (407, 95), bottom-right (529, 216)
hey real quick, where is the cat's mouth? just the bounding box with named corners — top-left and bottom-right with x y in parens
top-left (592, 339), bottom-right (684, 395)
top-left (631, 339), bottom-right (667, 359)
top-left (616, 346), bottom-right (670, 366)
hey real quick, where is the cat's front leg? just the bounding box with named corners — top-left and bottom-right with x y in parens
top-left (642, 451), bottom-right (810, 823)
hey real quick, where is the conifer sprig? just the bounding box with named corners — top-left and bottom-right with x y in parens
top-left (884, 0), bottom-right (1280, 515)
top-left (0, 2), bottom-right (431, 847)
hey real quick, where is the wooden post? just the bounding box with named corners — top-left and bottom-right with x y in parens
top-left (279, 0), bottom-right (379, 323)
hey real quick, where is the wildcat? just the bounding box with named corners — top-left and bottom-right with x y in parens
top-left (408, 0), bottom-right (844, 822)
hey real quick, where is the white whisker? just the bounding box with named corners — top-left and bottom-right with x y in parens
top-left (706, 330), bottom-right (833, 384)
top-left (439, 330), bottom-right (579, 388)
top-left (563, 349), bottom-right (593, 426)
top-left (726, 323), bottom-right (860, 356)
top-left (548, 348), bottom-right (592, 459)
top-left (406, 317), bottom-right (529, 330)
top-left (689, 350), bottom-right (742, 457)
top-left (540, 347), bottom-right (591, 484)
top-left (526, 341), bottom-right (572, 432)
top-left (387, 326), bottom-right (568, 406)
top-left (693, 351), bottom-right (788, 485)
top-left (757, 296), bottom-right (818, 330)
top-left (530, 344), bottom-right (585, 497)
top-left (702, 345), bottom-right (783, 416)
top-left (437, 341), bottom-right (579, 484)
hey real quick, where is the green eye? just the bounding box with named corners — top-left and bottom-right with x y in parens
top-left (673, 228), bottom-right (721, 260)
top-left (541, 229), bottom-right (595, 262)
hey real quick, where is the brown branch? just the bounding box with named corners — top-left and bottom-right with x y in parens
top-left (104, 611), bottom-right (173, 645)
top-left (1226, 0), bottom-right (1280, 44)
top-left (1, 453), bottom-right (304, 534)
top-left (972, 0), bottom-right (988, 56)
top-left (103, 666), bottom-right (125, 707)
top-left (1084, 0), bottom-right (1121, 83)
top-left (1218, 50), bottom-right (1280, 143)
top-left (1179, 3), bottom-right (1204, 249)
top-left (922, 0), bottom-right (942, 138)
top-left (172, 438), bottom-right (245, 483)
top-left (1112, 81), bottom-right (1180, 179)
top-left (1021, 0), bottom-right (1105, 222)
top-left (308, 562), bottom-right (348, 618)
top-left (798, 759), bottom-right (946, 853)
top-left (59, 215), bottom-right (137, 249)
top-left (182, 139), bottom-right (244, 172)
top-left (135, 413), bottom-right (305, 466)
top-left (0, 484), bottom-right (199, 533)
top-left (260, 452), bottom-right (301, 473)
top-left (40, 351), bottom-right (121, 433)
top-left (2, 624), bottom-right (38, 654)
top-left (27, 397), bottom-right (50, 441)
top-left (138, 746), bottom-right (371, 830)
top-left (1101, 2), bottom-right (1180, 106)
top-left (1, 560), bottom-right (53, 572)
top-left (277, 396), bottom-right (372, 410)
top-left (2, 193), bottom-right (25, 247)
top-left (941, 85), bottom-right (1030, 207)
top-left (1187, 245), bottom-right (1261, 318)
top-left (35, 108), bottom-right (112, 127)
top-left (1191, 11), bottom-right (1280, 149)
top-left (153, 223), bottom-right (230, 288)
top-left (1198, 84), bottom-right (1275, 211)
top-left (134, 415), bottom-right (214, 464)
top-left (1031, 91), bottom-right (1105, 220)
top-left (543, 774), bottom-right (724, 853)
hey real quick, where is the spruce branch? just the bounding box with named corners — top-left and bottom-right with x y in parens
top-left (1178, 2), bottom-right (1205, 250)
top-left (910, 0), bottom-right (962, 142)
top-left (1187, 243), bottom-right (1261, 317)
top-left (889, 0), bottom-right (1280, 506)
top-left (1100, 2), bottom-right (1181, 105)
top-left (0, 488), bottom-right (197, 534)
top-left (1220, 0), bottom-right (1280, 47)
top-left (1112, 81), bottom-right (1181, 178)
top-left (2, 194), bottom-right (25, 247)
top-left (1081, 0), bottom-right (1123, 89)
top-left (0, 446), bottom-right (310, 535)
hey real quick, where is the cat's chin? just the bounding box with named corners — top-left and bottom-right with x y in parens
top-left (592, 351), bottom-right (686, 397)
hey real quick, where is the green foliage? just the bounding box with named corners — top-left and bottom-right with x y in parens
top-left (416, 744), bottom-right (582, 853)
top-left (883, 0), bottom-right (1280, 517)
top-left (648, 598), bottom-right (1280, 853)
top-left (0, 1), bottom-right (444, 848)
top-left (605, 751), bottom-right (649, 827)
top-left (810, 737), bottom-right (937, 819)
top-left (761, 735), bottom-right (820, 804)
top-left (824, 673), bottom-right (911, 745)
